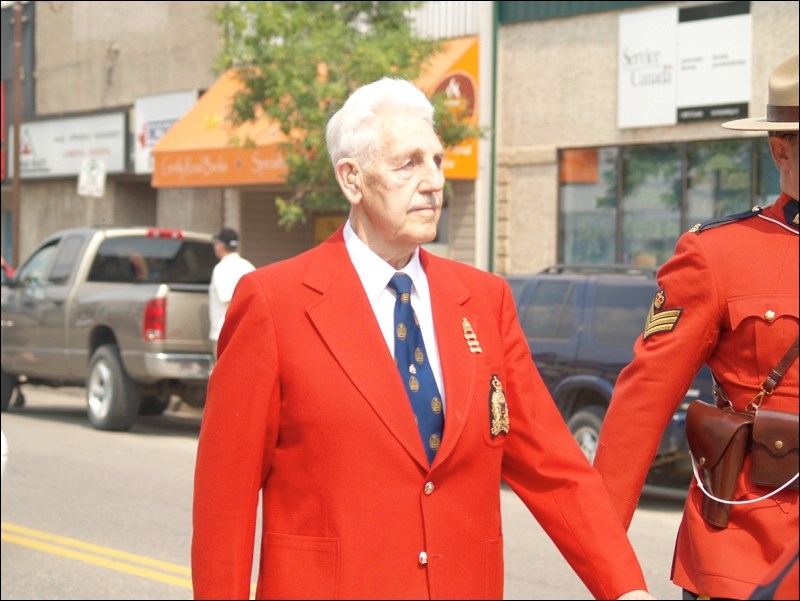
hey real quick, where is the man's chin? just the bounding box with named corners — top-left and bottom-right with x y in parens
top-left (417, 228), bottom-right (439, 245)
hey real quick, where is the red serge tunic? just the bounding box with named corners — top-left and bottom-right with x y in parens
top-left (596, 194), bottom-right (799, 598)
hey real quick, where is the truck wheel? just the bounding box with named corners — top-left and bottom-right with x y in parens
top-left (566, 406), bottom-right (606, 464)
top-left (1, 368), bottom-right (14, 412)
top-left (86, 344), bottom-right (141, 431)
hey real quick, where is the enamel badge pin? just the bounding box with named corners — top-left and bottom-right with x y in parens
top-left (463, 318), bottom-right (482, 353)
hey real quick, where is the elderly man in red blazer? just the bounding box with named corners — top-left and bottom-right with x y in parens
top-left (192, 76), bottom-right (653, 600)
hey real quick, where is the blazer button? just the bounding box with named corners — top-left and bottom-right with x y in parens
top-left (418, 551), bottom-right (428, 565)
top-left (424, 481), bottom-right (435, 495)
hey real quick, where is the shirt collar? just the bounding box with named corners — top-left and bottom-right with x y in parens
top-left (782, 196), bottom-right (799, 230)
top-left (343, 220), bottom-right (427, 301)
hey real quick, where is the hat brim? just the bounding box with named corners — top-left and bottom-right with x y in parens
top-left (722, 116), bottom-right (799, 131)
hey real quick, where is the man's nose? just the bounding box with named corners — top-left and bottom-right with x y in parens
top-left (420, 159), bottom-right (445, 192)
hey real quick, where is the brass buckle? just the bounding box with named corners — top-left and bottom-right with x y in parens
top-left (746, 386), bottom-right (772, 412)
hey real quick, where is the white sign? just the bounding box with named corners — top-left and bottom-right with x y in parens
top-left (134, 90), bottom-right (197, 174)
top-left (77, 158), bottom-right (107, 198)
top-left (618, 7), bottom-right (678, 129)
top-left (676, 10), bottom-right (750, 122)
top-left (7, 112), bottom-right (126, 178)
top-left (618, 2), bottom-right (752, 129)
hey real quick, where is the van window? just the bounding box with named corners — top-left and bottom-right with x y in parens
top-left (594, 282), bottom-right (654, 345)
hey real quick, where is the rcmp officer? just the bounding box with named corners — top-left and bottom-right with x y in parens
top-left (192, 77), bottom-right (654, 600)
top-left (595, 53), bottom-right (799, 600)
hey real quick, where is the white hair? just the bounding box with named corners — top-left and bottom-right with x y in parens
top-left (326, 77), bottom-right (435, 168)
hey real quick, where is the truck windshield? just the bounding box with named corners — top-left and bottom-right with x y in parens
top-left (88, 236), bottom-right (216, 284)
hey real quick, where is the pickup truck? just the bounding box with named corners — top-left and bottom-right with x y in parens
top-left (1, 226), bottom-right (217, 431)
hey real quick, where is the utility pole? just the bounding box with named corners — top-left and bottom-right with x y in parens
top-left (11, 0), bottom-right (23, 265)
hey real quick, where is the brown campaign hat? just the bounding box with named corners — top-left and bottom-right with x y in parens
top-left (722, 53), bottom-right (798, 132)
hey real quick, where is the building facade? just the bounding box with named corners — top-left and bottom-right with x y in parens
top-left (494, 0), bottom-right (798, 273)
top-left (1, 0), bottom-right (487, 269)
top-left (2, 1), bottom-right (798, 275)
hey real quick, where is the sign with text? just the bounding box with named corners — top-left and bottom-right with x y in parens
top-left (77, 158), bottom-right (107, 198)
top-left (618, 7), bottom-right (679, 129)
top-left (618, 1), bottom-right (751, 129)
top-left (134, 90), bottom-right (197, 174)
top-left (7, 112), bottom-right (126, 178)
top-left (675, 2), bottom-right (750, 123)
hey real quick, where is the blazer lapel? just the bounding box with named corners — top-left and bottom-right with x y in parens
top-left (304, 232), bottom-right (430, 468)
top-left (421, 252), bottom-right (478, 467)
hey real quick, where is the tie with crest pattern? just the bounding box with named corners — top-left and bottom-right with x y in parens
top-left (387, 273), bottom-right (444, 465)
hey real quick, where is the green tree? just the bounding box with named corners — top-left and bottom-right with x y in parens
top-left (215, 1), bottom-right (480, 229)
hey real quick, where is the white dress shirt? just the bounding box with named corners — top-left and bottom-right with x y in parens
top-left (343, 221), bottom-right (446, 406)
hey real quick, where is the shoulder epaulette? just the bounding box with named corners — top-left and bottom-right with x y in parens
top-left (688, 206), bottom-right (763, 234)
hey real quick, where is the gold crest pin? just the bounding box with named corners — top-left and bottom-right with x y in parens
top-left (488, 375), bottom-right (510, 438)
top-left (462, 318), bottom-right (482, 353)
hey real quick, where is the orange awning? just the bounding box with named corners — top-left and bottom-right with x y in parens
top-left (151, 69), bottom-right (289, 188)
top-left (152, 36), bottom-right (478, 188)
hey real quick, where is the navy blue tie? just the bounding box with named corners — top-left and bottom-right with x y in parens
top-left (388, 273), bottom-right (444, 465)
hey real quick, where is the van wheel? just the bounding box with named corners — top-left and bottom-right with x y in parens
top-left (567, 406), bottom-right (606, 464)
top-left (1, 368), bottom-right (15, 412)
top-left (86, 344), bottom-right (141, 431)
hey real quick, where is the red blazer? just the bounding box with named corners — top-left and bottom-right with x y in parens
top-left (192, 228), bottom-right (647, 600)
top-left (596, 195), bottom-right (799, 598)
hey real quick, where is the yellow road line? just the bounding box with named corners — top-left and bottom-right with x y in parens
top-left (1, 521), bottom-right (257, 596)
top-left (2, 522), bottom-right (192, 590)
top-left (2, 521), bottom-right (190, 575)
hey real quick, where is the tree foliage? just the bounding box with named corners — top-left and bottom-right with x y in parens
top-left (215, 1), bottom-right (480, 229)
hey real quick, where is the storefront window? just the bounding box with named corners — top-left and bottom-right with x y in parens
top-left (621, 146), bottom-right (681, 267)
top-left (687, 139), bottom-right (752, 227)
top-left (756, 136), bottom-right (781, 206)
top-left (559, 147), bottom-right (618, 264)
top-left (558, 137), bottom-right (778, 268)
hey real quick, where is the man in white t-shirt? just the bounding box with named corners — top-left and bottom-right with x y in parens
top-left (208, 228), bottom-right (255, 360)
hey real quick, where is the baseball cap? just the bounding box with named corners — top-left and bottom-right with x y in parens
top-left (213, 228), bottom-right (240, 248)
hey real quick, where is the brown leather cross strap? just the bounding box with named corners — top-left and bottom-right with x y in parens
top-left (762, 336), bottom-right (799, 394)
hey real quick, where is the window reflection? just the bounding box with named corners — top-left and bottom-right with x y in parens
top-left (687, 139), bottom-right (752, 227)
top-left (560, 148), bottom-right (618, 264)
top-left (622, 146), bottom-right (681, 267)
top-left (558, 138), bottom-right (780, 267)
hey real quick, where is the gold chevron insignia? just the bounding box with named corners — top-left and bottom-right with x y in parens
top-left (643, 300), bottom-right (683, 340)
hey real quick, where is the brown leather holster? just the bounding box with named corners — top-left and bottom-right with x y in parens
top-left (686, 336), bottom-right (799, 527)
top-left (686, 400), bottom-right (753, 528)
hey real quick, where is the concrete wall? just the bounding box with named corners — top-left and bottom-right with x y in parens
top-left (156, 187), bottom-right (224, 235)
top-left (35, 1), bottom-right (223, 114)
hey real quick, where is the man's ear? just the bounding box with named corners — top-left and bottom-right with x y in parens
top-left (769, 134), bottom-right (791, 166)
top-left (335, 159), bottom-right (363, 205)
